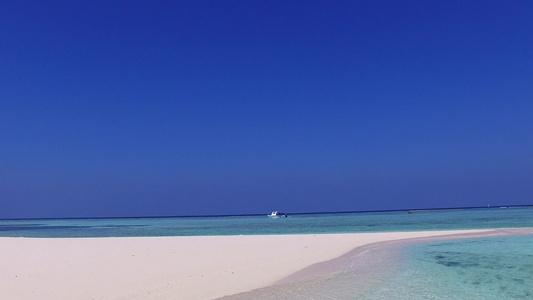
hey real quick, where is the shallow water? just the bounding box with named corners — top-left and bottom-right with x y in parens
top-left (365, 234), bottom-right (533, 299)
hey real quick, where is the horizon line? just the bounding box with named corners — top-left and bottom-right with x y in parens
top-left (2, 204), bottom-right (532, 221)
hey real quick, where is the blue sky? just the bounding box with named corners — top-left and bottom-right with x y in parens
top-left (1, 0), bottom-right (532, 218)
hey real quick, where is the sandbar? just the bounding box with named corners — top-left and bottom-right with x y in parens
top-left (2, 228), bottom-right (531, 300)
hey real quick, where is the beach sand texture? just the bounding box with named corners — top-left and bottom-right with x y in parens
top-left (0, 229), bottom-right (512, 300)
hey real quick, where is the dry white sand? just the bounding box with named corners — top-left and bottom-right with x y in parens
top-left (0, 229), bottom-right (512, 300)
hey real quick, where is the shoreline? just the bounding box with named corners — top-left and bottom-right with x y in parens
top-left (2, 228), bottom-right (532, 300)
top-left (279, 227), bottom-right (533, 284)
top-left (219, 228), bottom-right (533, 300)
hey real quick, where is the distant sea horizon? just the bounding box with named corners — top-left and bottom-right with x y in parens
top-left (3, 203), bottom-right (532, 221)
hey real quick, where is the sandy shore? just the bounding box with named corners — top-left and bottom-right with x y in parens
top-left (1, 229), bottom-right (529, 300)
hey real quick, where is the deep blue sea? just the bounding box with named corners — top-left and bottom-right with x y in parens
top-left (2, 207), bottom-right (532, 299)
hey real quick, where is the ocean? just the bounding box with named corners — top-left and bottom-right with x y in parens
top-left (1, 206), bottom-right (532, 238)
top-left (2, 206), bottom-right (532, 299)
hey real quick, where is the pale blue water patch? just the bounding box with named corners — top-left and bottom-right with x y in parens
top-left (0, 206), bottom-right (532, 237)
top-left (364, 234), bottom-right (533, 299)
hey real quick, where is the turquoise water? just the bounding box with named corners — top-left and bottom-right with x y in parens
top-left (1, 207), bottom-right (532, 237)
top-left (365, 235), bottom-right (533, 299)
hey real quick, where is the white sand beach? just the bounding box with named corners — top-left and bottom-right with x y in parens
top-left (1, 229), bottom-right (524, 300)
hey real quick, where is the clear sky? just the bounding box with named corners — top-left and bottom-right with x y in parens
top-left (1, 0), bottom-right (532, 218)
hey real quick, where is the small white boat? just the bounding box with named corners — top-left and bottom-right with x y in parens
top-left (268, 211), bottom-right (287, 218)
